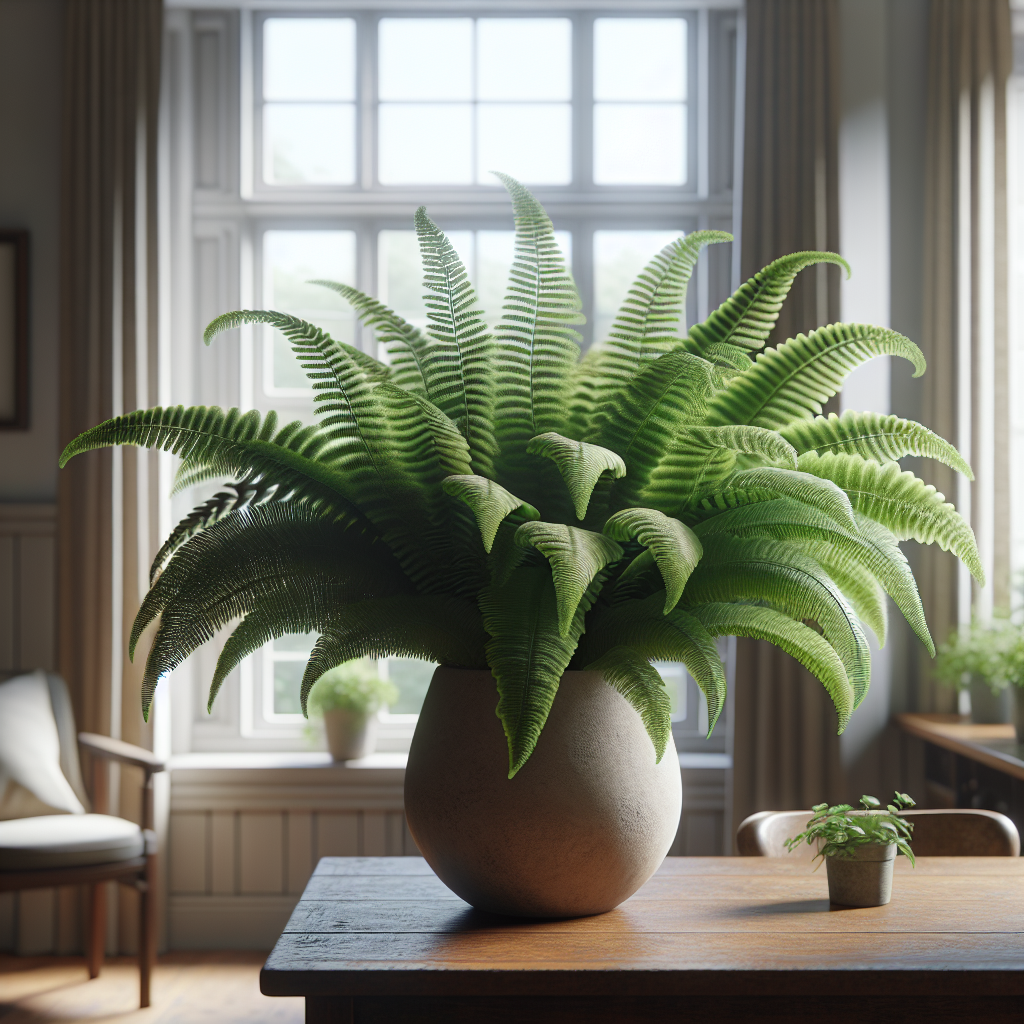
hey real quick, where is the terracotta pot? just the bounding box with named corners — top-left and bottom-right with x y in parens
top-left (825, 842), bottom-right (897, 907)
top-left (322, 709), bottom-right (377, 761)
top-left (404, 667), bottom-right (682, 918)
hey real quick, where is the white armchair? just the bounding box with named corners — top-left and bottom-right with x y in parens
top-left (0, 671), bottom-right (164, 1007)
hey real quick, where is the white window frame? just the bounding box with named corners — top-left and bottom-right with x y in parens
top-left (163, 1), bottom-right (743, 754)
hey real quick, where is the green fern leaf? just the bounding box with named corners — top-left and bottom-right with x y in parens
top-left (694, 500), bottom-right (933, 655)
top-left (491, 174), bottom-right (584, 481)
top-left (514, 521), bottom-right (623, 635)
top-left (683, 251), bottom-right (850, 365)
top-left (684, 535), bottom-right (868, 719)
top-left (706, 324), bottom-right (926, 430)
top-left (780, 410), bottom-right (974, 478)
top-left (581, 647), bottom-right (672, 761)
top-left (797, 452), bottom-right (983, 582)
top-left (442, 475), bottom-right (539, 553)
top-left (577, 594), bottom-right (726, 734)
top-left (309, 280), bottom-right (430, 395)
top-left (724, 466), bottom-right (857, 531)
top-left (415, 207), bottom-right (497, 476)
top-left (480, 565), bottom-right (597, 777)
top-left (526, 432), bottom-right (626, 520)
top-left (642, 425), bottom-right (798, 515)
top-left (690, 602), bottom-right (851, 725)
top-left (803, 539), bottom-right (888, 645)
top-left (603, 507), bottom-right (702, 613)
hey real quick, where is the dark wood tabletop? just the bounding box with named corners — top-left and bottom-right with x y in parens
top-left (896, 712), bottom-right (1024, 781)
top-left (262, 855), bottom-right (1024, 1024)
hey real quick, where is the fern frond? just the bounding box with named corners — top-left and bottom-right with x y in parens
top-left (694, 499), bottom-right (933, 655)
top-left (780, 410), bottom-right (973, 478)
top-left (442, 475), bottom-right (539, 553)
top-left (581, 647), bottom-right (671, 761)
top-left (526, 432), bottom-right (626, 520)
top-left (415, 207), bottom-right (497, 476)
top-left (577, 594), bottom-right (726, 734)
top-left (706, 323), bottom-right (926, 430)
top-left (802, 539), bottom-right (888, 646)
top-left (603, 508), bottom-right (702, 613)
top-left (299, 595), bottom-right (489, 714)
top-left (310, 280), bottom-right (429, 395)
top-left (480, 566), bottom-right (596, 777)
top-left (690, 602), bottom-right (850, 724)
top-left (797, 452), bottom-right (983, 582)
top-left (514, 521), bottom-right (623, 635)
top-left (723, 466), bottom-right (858, 532)
top-left (683, 251), bottom-right (850, 365)
top-left (491, 174), bottom-right (584, 482)
top-left (642, 425), bottom-right (798, 515)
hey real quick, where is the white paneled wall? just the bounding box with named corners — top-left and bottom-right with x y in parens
top-left (166, 757), bottom-right (414, 949)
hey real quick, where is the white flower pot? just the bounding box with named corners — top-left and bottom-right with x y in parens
top-left (825, 841), bottom-right (897, 907)
top-left (323, 709), bottom-right (377, 761)
top-left (404, 667), bottom-right (682, 918)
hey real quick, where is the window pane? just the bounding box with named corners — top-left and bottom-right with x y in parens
top-left (594, 104), bottom-right (685, 185)
top-left (477, 19), bottom-right (572, 101)
top-left (594, 18), bottom-right (686, 101)
top-left (264, 230), bottom-right (356, 389)
top-left (384, 658), bottom-right (436, 714)
top-left (264, 104), bottom-right (355, 185)
top-left (593, 230), bottom-right (683, 346)
top-left (379, 19), bottom-right (472, 100)
top-left (379, 104), bottom-right (473, 185)
top-left (272, 659), bottom-right (306, 715)
top-left (477, 104), bottom-right (572, 185)
top-left (264, 18), bottom-right (355, 101)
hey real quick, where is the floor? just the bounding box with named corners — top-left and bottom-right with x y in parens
top-left (0, 953), bottom-right (303, 1024)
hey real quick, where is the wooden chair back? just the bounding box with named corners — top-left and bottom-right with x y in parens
top-left (737, 808), bottom-right (1020, 857)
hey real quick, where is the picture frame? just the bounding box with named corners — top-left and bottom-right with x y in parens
top-left (0, 229), bottom-right (28, 430)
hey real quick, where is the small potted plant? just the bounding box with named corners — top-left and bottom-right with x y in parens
top-left (308, 659), bottom-right (398, 761)
top-left (935, 617), bottom-right (1022, 730)
top-left (786, 792), bottom-right (916, 907)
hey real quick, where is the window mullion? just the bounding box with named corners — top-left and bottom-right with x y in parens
top-left (360, 13), bottom-right (377, 190)
top-left (573, 12), bottom-right (594, 194)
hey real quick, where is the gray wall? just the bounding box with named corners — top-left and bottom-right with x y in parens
top-left (0, 0), bottom-right (64, 503)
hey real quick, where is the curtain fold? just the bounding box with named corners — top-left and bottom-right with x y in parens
top-left (730, 0), bottom-right (845, 845)
top-left (918, 0), bottom-right (1011, 712)
top-left (57, 0), bottom-right (163, 950)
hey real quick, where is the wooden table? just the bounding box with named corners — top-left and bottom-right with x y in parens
top-left (261, 855), bottom-right (1024, 1024)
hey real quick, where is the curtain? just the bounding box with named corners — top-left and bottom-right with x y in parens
top-left (57, 0), bottom-right (163, 950)
top-left (729, 0), bottom-right (845, 845)
top-left (918, 0), bottom-right (1011, 712)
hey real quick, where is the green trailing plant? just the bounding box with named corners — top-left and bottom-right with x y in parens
top-left (307, 659), bottom-right (399, 716)
top-left (785, 792), bottom-right (917, 865)
top-left (935, 614), bottom-right (1024, 695)
top-left (60, 174), bottom-right (982, 778)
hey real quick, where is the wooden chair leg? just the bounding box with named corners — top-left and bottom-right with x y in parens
top-left (138, 853), bottom-right (158, 1008)
top-left (87, 882), bottom-right (106, 979)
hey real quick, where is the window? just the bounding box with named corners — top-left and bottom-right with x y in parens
top-left (166, 4), bottom-right (742, 752)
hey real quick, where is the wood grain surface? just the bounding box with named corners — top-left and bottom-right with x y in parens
top-left (896, 712), bottom-right (1024, 781)
top-left (262, 856), bottom-right (1024, 1021)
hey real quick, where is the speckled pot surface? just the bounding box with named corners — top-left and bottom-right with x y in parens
top-left (825, 842), bottom-right (897, 907)
top-left (404, 667), bottom-right (682, 918)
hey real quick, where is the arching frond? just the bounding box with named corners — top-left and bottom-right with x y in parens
top-left (724, 466), bottom-right (858, 532)
top-left (526, 432), bottom-right (626, 520)
top-left (442, 475), bottom-right (539, 552)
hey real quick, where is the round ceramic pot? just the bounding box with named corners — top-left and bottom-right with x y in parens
top-left (323, 709), bottom-right (377, 761)
top-left (825, 842), bottom-right (897, 907)
top-left (404, 667), bottom-right (682, 918)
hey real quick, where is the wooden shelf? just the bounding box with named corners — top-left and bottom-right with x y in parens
top-left (895, 713), bottom-right (1024, 783)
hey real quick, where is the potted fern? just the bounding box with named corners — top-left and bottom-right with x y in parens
top-left (307, 659), bottom-right (398, 761)
top-left (60, 175), bottom-right (981, 918)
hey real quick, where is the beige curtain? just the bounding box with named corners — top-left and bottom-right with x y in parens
top-left (57, 0), bottom-right (163, 950)
top-left (918, 0), bottom-right (1011, 712)
top-left (730, 0), bottom-right (845, 845)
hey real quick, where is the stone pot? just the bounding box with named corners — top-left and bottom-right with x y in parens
top-left (323, 709), bottom-right (377, 761)
top-left (404, 667), bottom-right (682, 918)
top-left (969, 676), bottom-right (1011, 724)
top-left (825, 842), bottom-right (897, 907)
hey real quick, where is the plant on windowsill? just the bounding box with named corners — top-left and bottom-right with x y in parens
top-left (935, 615), bottom-right (1024, 737)
top-left (307, 659), bottom-right (399, 762)
top-left (786, 792), bottom-right (916, 907)
top-left (60, 173), bottom-right (981, 918)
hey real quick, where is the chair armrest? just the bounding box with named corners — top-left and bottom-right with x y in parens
top-left (78, 733), bottom-right (166, 774)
